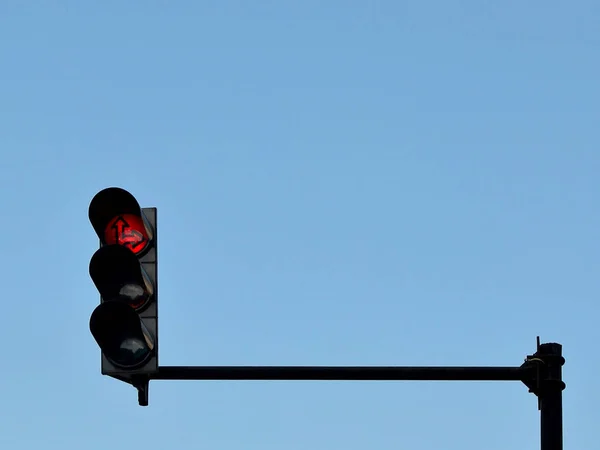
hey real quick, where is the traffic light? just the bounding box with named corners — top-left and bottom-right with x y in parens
top-left (88, 187), bottom-right (158, 390)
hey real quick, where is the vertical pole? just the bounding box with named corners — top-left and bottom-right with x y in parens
top-left (539, 343), bottom-right (565, 450)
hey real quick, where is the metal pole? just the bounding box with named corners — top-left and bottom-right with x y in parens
top-left (538, 343), bottom-right (565, 450)
top-left (150, 365), bottom-right (530, 381)
top-left (134, 336), bottom-right (566, 450)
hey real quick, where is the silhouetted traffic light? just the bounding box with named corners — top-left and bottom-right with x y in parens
top-left (88, 187), bottom-right (158, 382)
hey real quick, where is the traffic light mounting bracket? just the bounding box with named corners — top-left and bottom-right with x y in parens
top-left (132, 377), bottom-right (150, 407)
top-left (126, 337), bottom-right (564, 450)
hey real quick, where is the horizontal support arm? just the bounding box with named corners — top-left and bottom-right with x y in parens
top-left (151, 365), bottom-right (532, 381)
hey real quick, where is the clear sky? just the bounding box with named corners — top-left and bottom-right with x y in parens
top-left (0, 2), bottom-right (598, 449)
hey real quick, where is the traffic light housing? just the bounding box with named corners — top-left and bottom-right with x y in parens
top-left (88, 187), bottom-right (158, 384)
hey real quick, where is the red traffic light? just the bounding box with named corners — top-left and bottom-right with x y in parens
top-left (89, 187), bottom-right (159, 382)
top-left (89, 187), bottom-right (153, 255)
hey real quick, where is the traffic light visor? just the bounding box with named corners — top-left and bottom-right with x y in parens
top-left (90, 302), bottom-right (155, 369)
top-left (89, 245), bottom-right (154, 311)
top-left (89, 187), bottom-right (152, 255)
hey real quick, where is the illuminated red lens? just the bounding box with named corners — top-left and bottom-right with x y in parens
top-left (103, 213), bottom-right (149, 255)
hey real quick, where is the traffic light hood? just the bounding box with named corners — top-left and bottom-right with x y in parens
top-left (89, 245), bottom-right (154, 311)
top-left (89, 187), bottom-right (153, 255)
top-left (90, 301), bottom-right (155, 369)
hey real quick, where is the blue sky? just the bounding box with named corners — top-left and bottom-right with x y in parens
top-left (0, 1), bottom-right (598, 449)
